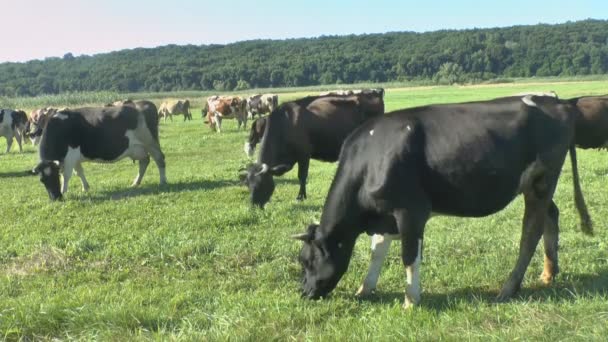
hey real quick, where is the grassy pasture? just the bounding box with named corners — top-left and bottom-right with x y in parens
top-left (1, 80), bottom-right (608, 340)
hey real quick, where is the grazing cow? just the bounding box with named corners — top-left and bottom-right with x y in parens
top-left (244, 117), bottom-right (267, 157)
top-left (569, 95), bottom-right (608, 150)
top-left (158, 100), bottom-right (192, 122)
top-left (241, 91), bottom-right (385, 207)
top-left (0, 109), bottom-right (28, 153)
top-left (205, 96), bottom-right (247, 132)
top-left (246, 94), bottom-right (278, 119)
top-left (293, 95), bottom-right (591, 308)
top-left (32, 105), bottom-right (167, 200)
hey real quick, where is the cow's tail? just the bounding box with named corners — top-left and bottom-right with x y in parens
top-left (569, 145), bottom-right (593, 235)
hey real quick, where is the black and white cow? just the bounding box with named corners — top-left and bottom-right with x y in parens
top-left (294, 95), bottom-right (591, 308)
top-left (32, 103), bottom-right (167, 200)
top-left (0, 109), bottom-right (28, 153)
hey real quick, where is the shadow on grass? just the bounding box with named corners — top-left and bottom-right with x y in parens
top-left (355, 267), bottom-right (608, 312)
top-left (0, 170), bottom-right (36, 179)
top-left (87, 179), bottom-right (241, 201)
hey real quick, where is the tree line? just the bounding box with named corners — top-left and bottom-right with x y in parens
top-left (1, 19), bottom-right (607, 97)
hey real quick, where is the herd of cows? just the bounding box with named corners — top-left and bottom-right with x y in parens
top-left (1, 88), bottom-right (608, 309)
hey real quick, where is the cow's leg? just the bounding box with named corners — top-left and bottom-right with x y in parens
top-left (14, 131), bottom-right (23, 153)
top-left (61, 158), bottom-right (77, 194)
top-left (147, 146), bottom-right (167, 185)
top-left (540, 201), bottom-right (560, 285)
top-left (5, 135), bottom-right (13, 153)
top-left (74, 163), bottom-right (90, 192)
top-left (215, 115), bottom-right (222, 133)
top-left (296, 158), bottom-right (310, 201)
top-left (394, 206), bottom-right (430, 309)
top-left (356, 234), bottom-right (394, 297)
top-left (241, 115), bottom-right (247, 131)
top-left (132, 155), bottom-right (150, 187)
top-left (497, 172), bottom-right (555, 301)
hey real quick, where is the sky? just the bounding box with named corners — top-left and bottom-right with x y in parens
top-left (1, 0), bottom-right (606, 63)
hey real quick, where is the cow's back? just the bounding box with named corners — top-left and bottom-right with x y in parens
top-left (343, 96), bottom-right (574, 216)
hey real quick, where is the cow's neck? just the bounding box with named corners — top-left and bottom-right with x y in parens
top-left (317, 172), bottom-right (363, 245)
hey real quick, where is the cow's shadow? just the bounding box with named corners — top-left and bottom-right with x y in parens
top-left (0, 170), bottom-right (36, 179)
top-left (354, 267), bottom-right (608, 313)
top-left (86, 179), bottom-right (240, 201)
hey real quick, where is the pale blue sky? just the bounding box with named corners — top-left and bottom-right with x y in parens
top-left (1, 0), bottom-right (606, 63)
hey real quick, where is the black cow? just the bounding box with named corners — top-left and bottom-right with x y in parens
top-left (32, 102), bottom-right (166, 200)
top-left (244, 117), bottom-right (267, 157)
top-left (294, 95), bottom-right (591, 308)
top-left (0, 109), bottom-right (28, 153)
top-left (241, 91), bottom-right (385, 207)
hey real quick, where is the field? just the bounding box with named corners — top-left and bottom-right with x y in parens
top-left (1, 80), bottom-right (608, 340)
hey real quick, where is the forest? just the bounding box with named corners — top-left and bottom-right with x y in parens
top-left (1, 19), bottom-right (607, 97)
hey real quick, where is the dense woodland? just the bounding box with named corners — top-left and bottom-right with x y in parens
top-left (1, 19), bottom-right (607, 97)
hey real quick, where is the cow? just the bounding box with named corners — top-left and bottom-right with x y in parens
top-left (205, 96), bottom-right (247, 132)
top-left (0, 109), bottom-right (28, 153)
top-left (292, 95), bottom-right (591, 309)
top-left (246, 94), bottom-right (278, 119)
top-left (319, 89), bottom-right (354, 96)
top-left (158, 100), bottom-right (192, 122)
top-left (244, 117), bottom-right (267, 157)
top-left (32, 103), bottom-right (167, 201)
top-left (240, 91), bottom-right (385, 207)
top-left (25, 107), bottom-right (60, 145)
top-left (569, 95), bottom-right (608, 150)
top-left (319, 89), bottom-right (385, 97)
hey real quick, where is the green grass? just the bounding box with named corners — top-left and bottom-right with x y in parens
top-left (1, 80), bottom-right (608, 340)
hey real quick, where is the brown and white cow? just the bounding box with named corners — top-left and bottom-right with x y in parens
top-left (205, 96), bottom-right (247, 132)
top-left (158, 100), bottom-right (192, 122)
top-left (26, 107), bottom-right (60, 145)
top-left (0, 109), bottom-right (28, 153)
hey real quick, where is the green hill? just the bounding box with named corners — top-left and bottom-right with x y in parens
top-left (1, 19), bottom-right (607, 97)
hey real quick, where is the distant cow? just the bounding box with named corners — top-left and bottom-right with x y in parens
top-left (244, 117), bottom-right (267, 157)
top-left (205, 96), bottom-right (247, 132)
top-left (319, 89), bottom-right (354, 96)
top-left (241, 91), bottom-right (385, 207)
top-left (0, 109), bottom-right (28, 153)
top-left (158, 100), bottom-right (192, 122)
top-left (319, 89), bottom-right (385, 97)
top-left (32, 104), bottom-right (167, 200)
top-left (293, 95), bottom-right (591, 308)
top-left (246, 94), bottom-right (278, 119)
top-left (26, 107), bottom-right (60, 145)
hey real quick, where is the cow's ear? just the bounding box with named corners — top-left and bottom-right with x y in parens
top-left (292, 223), bottom-right (319, 242)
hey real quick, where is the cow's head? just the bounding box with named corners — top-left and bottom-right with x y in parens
top-left (294, 224), bottom-right (354, 299)
top-left (240, 163), bottom-right (290, 208)
top-left (32, 160), bottom-right (62, 201)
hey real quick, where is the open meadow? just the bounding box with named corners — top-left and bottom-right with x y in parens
top-left (1, 80), bottom-right (608, 340)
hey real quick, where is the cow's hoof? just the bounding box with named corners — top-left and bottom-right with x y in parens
top-left (296, 195), bottom-right (307, 201)
top-left (540, 269), bottom-right (558, 285)
top-left (355, 285), bottom-right (375, 297)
